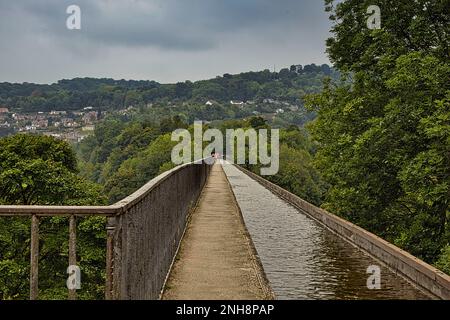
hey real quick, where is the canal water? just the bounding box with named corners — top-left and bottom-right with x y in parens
top-left (222, 164), bottom-right (432, 300)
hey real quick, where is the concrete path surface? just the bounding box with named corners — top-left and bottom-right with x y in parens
top-left (162, 164), bottom-right (273, 300)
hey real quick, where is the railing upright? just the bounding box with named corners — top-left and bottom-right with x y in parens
top-left (30, 214), bottom-right (39, 300)
top-left (68, 215), bottom-right (77, 300)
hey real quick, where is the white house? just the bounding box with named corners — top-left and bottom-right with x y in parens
top-left (230, 100), bottom-right (244, 106)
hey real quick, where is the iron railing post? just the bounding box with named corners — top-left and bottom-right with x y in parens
top-left (30, 214), bottom-right (39, 300)
top-left (105, 217), bottom-right (116, 300)
top-left (68, 215), bottom-right (77, 300)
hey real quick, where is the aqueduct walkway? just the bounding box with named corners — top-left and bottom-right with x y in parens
top-left (162, 164), bottom-right (272, 300)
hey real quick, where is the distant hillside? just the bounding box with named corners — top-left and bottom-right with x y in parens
top-left (0, 64), bottom-right (338, 113)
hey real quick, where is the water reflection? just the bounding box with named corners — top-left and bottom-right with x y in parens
top-left (222, 165), bottom-right (431, 300)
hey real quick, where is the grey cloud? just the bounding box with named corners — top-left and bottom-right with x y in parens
top-left (0, 0), bottom-right (332, 83)
top-left (4, 0), bottom-right (326, 50)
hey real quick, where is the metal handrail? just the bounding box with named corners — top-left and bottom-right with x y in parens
top-left (0, 159), bottom-right (212, 300)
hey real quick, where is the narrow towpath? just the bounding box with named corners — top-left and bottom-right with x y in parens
top-left (162, 164), bottom-right (272, 300)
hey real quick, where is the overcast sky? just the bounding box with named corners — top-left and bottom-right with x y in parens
top-left (0, 0), bottom-right (333, 84)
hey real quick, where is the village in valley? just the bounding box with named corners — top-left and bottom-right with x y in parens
top-left (0, 105), bottom-right (102, 142)
top-left (0, 97), bottom-right (305, 143)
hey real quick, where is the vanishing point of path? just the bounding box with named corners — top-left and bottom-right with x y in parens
top-left (162, 164), bottom-right (273, 300)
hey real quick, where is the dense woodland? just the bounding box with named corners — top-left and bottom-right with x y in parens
top-left (308, 0), bottom-right (449, 272)
top-left (0, 64), bottom-right (335, 113)
top-left (0, 135), bottom-right (107, 299)
top-left (0, 0), bottom-right (448, 299)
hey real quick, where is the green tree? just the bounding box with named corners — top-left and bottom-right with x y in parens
top-left (307, 1), bottom-right (449, 270)
top-left (0, 134), bottom-right (107, 299)
top-left (104, 134), bottom-right (177, 203)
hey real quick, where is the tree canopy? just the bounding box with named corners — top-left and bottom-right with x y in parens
top-left (0, 134), bottom-right (107, 299)
top-left (0, 64), bottom-right (337, 113)
top-left (307, 0), bottom-right (449, 271)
